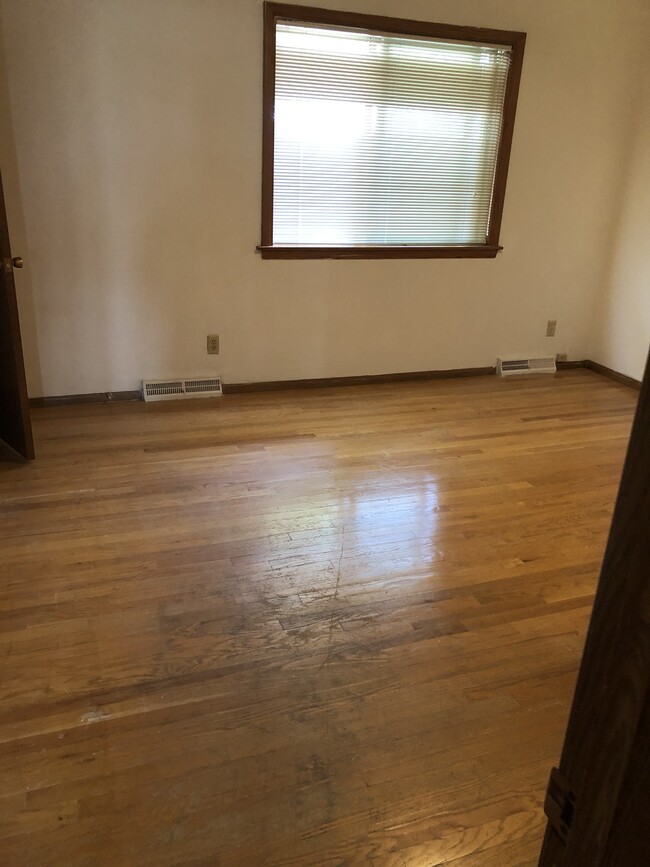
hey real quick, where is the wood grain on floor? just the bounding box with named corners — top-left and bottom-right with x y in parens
top-left (0, 370), bottom-right (637, 866)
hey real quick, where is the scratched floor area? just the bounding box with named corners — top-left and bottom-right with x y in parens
top-left (0, 370), bottom-right (637, 865)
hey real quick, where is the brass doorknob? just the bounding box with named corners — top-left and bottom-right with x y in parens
top-left (12, 256), bottom-right (24, 269)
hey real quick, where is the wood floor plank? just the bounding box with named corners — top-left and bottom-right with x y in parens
top-left (0, 370), bottom-right (637, 865)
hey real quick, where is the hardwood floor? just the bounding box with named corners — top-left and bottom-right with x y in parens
top-left (0, 370), bottom-right (638, 866)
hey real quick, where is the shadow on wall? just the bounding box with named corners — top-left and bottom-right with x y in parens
top-left (594, 55), bottom-right (650, 382)
top-left (1, 1), bottom-right (233, 396)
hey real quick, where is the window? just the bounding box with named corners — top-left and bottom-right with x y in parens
top-left (260, 4), bottom-right (526, 259)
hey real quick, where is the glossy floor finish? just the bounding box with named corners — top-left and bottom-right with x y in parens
top-left (0, 371), bottom-right (638, 866)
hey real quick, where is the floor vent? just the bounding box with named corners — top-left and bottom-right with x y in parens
top-left (497, 357), bottom-right (557, 377)
top-left (142, 377), bottom-right (223, 402)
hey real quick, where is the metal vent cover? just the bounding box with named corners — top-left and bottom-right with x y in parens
top-left (142, 377), bottom-right (223, 402)
top-left (497, 357), bottom-right (557, 377)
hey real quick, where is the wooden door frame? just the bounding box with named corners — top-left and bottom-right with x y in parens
top-left (538, 350), bottom-right (650, 864)
top-left (0, 168), bottom-right (34, 460)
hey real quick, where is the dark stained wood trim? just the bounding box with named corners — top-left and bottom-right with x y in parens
top-left (258, 245), bottom-right (502, 260)
top-left (485, 29), bottom-right (526, 247)
top-left (261, 2), bottom-right (278, 248)
top-left (264, 3), bottom-right (526, 45)
top-left (260, 3), bottom-right (526, 259)
top-left (0, 170), bottom-right (34, 459)
top-left (24, 364), bottom-right (639, 408)
top-left (538, 349), bottom-right (650, 865)
top-left (603, 697), bottom-right (650, 863)
top-left (556, 360), bottom-right (588, 371)
top-left (585, 360), bottom-right (642, 391)
top-left (224, 366), bottom-right (496, 394)
top-left (29, 390), bottom-right (141, 408)
top-left (27, 363), bottom-right (606, 405)
top-left (27, 362), bottom-right (627, 406)
top-left (556, 359), bottom-right (640, 389)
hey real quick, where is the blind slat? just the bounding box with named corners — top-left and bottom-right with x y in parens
top-left (273, 21), bottom-right (511, 247)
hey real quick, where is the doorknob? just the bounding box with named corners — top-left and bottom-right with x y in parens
top-left (12, 257), bottom-right (24, 269)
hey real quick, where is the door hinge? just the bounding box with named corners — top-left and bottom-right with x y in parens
top-left (544, 767), bottom-right (576, 845)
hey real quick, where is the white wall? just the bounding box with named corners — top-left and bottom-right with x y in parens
top-left (0, 0), bottom-right (649, 396)
top-left (593, 54), bottom-right (650, 383)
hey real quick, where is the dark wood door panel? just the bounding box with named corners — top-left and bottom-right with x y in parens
top-left (539, 351), bottom-right (650, 864)
top-left (0, 169), bottom-right (33, 460)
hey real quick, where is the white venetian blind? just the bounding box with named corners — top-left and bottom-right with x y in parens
top-left (272, 21), bottom-right (512, 247)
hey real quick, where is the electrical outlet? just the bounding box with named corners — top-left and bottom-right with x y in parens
top-left (207, 334), bottom-right (219, 355)
top-left (546, 320), bottom-right (557, 337)
top-left (556, 353), bottom-right (568, 363)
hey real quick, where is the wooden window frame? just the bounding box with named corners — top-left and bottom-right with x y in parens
top-left (259, 2), bottom-right (526, 260)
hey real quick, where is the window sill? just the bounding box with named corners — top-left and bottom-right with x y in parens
top-left (257, 245), bottom-right (502, 260)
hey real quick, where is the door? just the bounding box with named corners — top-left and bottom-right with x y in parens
top-left (0, 169), bottom-right (33, 460)
top-left (538, 350), bottom-right (650, 865)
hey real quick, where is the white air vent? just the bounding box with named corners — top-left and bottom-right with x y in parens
top-left (497, 357), bottom-right (557, 377)
top-left (142, 377), bottom-right (223, 402)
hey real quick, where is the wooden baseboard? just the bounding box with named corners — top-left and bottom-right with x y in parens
top-left (29, 390), bottom-right (141, 408)
top-left (28, 370), bottom-right (496, 407)
top-left (556, 360), bottom-right (588, 371)
top-left (557, 359), bottom-right (640, 390)
top-left (223, 366), bottom-right (497, 394)
top-left (585, 360), bottom-right (642, 391)
top-left (28, 359), bottom-right (639, 407)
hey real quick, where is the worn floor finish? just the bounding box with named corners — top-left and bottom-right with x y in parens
top-left (0, 371), bottom-right (637, 866)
